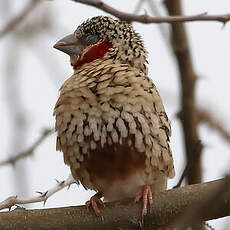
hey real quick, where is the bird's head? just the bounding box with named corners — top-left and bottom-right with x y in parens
top-left (54, 16), bottom-right (148, 72)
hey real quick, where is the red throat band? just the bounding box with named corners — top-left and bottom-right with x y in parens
top-left (74, 41), bottom-right (113, 70)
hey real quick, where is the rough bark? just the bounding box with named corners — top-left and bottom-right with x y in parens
top-left (0, 179), bottom-right (229, 230)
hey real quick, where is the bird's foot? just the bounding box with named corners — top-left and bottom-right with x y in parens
top-left (86, 192), bottom-right (104, 217)
top-left (134, 185), bottom-right (153, 223)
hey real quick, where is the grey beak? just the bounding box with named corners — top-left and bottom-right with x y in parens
top-left (53, 34), bottom-right (83, 56)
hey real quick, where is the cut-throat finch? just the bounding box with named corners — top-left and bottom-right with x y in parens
top-left (53, 16), bottom-right (175, 221)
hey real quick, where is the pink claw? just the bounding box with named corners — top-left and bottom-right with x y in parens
top-left (86, 193), bottom-right (104, 217)
top-left (134, 185), bottom-right (153, 223)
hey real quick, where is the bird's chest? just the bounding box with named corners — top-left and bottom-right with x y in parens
top-left (54, 66), bottom-right (165, 196)
top-left (56, 92), bottom-right (154, 191)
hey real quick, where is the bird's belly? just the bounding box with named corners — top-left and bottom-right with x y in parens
top-left (99, 171), bottom-right (146, 201)
top-left (74, 139), bottom-right (148, 200)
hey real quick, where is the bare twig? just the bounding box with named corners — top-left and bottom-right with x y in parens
top-left (173, 140), bottom-right (203, 189)
top-left (0, 174), bottom-right (77, 210)
top-left (164, 0), bottom-right (202, 186)
top-left (72, 0), bottom-right (230, 24)
top-left (0, 0), bottom-right (41, 39)
top-left (0, 129), bottom-right (54, 167)
top-left (197, 108), bottom-right (230, 143)
top-left (164, 2), bottom-right (203, 228)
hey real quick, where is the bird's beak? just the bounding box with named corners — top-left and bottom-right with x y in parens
top-left (53, 34), bottom-right (83, 56)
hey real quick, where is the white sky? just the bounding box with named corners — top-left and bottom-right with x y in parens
top-left (0, 0), bottom-right (230, 228)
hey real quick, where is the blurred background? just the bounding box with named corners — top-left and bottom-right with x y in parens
top-left (0, 0), bottom-right (230, 228)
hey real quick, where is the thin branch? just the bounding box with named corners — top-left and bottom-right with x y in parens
top-left (0, 174), bottom-right (77, 210)
top-left (0, 128), bottom-right (54, 167)
top-left (71, 0), bottom-right (230, 24)
top-left (168, 88), bottom-right (230, 144)
top-left (0, 0), bottom-right (41, 39)
top-left (197, 108), bottom-right (230, 143)
top-left (164, 2), bottom-right (204, 228)
top-left (164, 0), bottom-right (202, 186)
top-left (0, 178), bottom-right (229, 229)
top-left (173, 140), bottom-right (203, 189)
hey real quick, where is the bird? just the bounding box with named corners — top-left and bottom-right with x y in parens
top-left (53, 16), bottom-right (175, 221)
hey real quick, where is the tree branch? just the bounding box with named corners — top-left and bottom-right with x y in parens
top-left (0, 128), bottom-right (54, 167)
top-left (170, 176), bottom-right (230, 229)
top-left (0, 175), bottom-right (77, 210)
top-left (163, 2), bottom-right (203, 228)
top-left (197, 108), bottom-right (230, 143)
top-left (0, 0), bottom-right (41, 39)
top-left (72, 0), bottom-right (230, 24)
top-left (173, 140), bottom-right (203, 189)
top-left (0, 178), bottom-right (229, 229)
top-left (164, 0), bottom-right (202, 185)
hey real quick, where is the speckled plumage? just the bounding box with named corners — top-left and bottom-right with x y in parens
top-left (54, 16), bottom-right (175, 203)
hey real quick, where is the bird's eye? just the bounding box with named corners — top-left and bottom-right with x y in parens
top-left (86, 35), bottom-right (100, 45)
